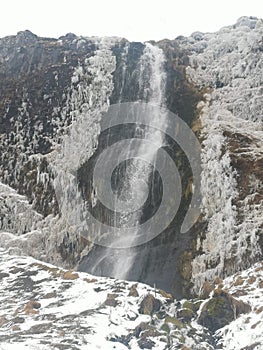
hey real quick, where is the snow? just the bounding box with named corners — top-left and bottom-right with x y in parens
top-left (0, 248), bottom-right (262, 349)
top-left (187, 17), bottom-right (263, 292)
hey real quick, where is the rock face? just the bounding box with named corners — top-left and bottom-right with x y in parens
top-left (0, 17), bottom-right (262, 298)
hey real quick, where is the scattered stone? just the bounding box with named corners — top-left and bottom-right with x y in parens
top-left (138, 338), bottom-right (155, 349)
top-left (43, 292), bottom-right (57, 299)
top-left (182, 300), bottom-right (202, 313)
top-left (200, 280), bottom-right (214, 299)
top-left (0, 316), bottom-right (8, 327)
top-left (160, 323), bottom-right (170, 333)
top-left (84, 278), bottom-right (98, 283)
top-left (159, 289), bottom-right (174, 300)
top-left (233, 276), bottom-right (245, 286)
top-left (11, 277), bottom-right (35, 292)
top-left (27, 323), bottom-right (52, 334)
top-left (12, 316), bottom-right (25, 324)
top-left (104, 293), bottom-right (118, 307)
top-left (139, 294), bottom-right (161, 315)
top-left (129, 284), bottom-right (139, 297)
top-left (165, 316), bottom-right (184, 329)
top-left (0, 272), bottom-right (9, 280)
top-left (134, 322), bottom-right (150, 338)
top-left (198, 289), bottom-right (251, 332)
top-left (21, 270), bottom-right (38, 277)
top-left (232, 289), bottom-right (247, 297)
top-left (24, 300), bottom-right (41, 315)
top-left (32, 263), bottom-right (62, 277)
top-left (63, 271), bottom-right (79, 280)
top-left (9, 267), bottom-right (25, 274)
top-left (251, 321), bottom-right (260, 329)
top-left (240, 342), bottom-right (262, 350)
top-left (59, 330), bottom-right (66, 337)
top-left (255, 306), bottom-right (263, 314)
top-left (177, 308), bottom-right (195, 322)
top-left (214, 276), bottom-right (223, 285)
top-left (248, 276), bottom-right (257, 284)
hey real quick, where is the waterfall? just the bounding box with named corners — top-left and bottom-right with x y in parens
top-left (87, 43), bottom-right (168, 280)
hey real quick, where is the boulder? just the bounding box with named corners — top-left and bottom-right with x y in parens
top-left (198, 289), bottom-right (251, 332)
top-left (139, 294), bottom-right (161, 315)
top-left (104, 293), bottom-right (118, 307)
top-left (129, 284), bottom-right (139, 297)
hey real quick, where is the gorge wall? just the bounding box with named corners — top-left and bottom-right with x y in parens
top-left (0, 17), bottom-right (262, 298)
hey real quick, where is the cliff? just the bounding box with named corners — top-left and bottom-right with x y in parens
top-left (0, 17), bottom-right (262, 301)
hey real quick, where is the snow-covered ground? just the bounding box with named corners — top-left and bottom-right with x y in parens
top-left (0, 248), bottom-right (262, 349)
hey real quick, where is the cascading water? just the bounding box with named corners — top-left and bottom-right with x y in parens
top-left (85, 43), bottom-right (168, 280)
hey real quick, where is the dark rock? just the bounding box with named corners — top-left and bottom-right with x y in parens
top-left (12, 316), bottom-right (25, 324)
top-left (134, 322), bottom-right (149, 338)
top-left (11, 277), bottom-right (35, 292)
top-left (42, 292), bottom-right (57, 299)
top-left (240, 342), bottom-right (262, 350)
top-left (26, 323), bottom-right (51, 334)
top-left (0, 272), bottom-right (9, 280)
top-left (104, 293), bottom-right (119, 307)
top-left (109, 334), bottom-right (132, 347)
top-left (177, 308), bottom-right (195, 322)
top-left (164, 316), bottom-right (184, 329)
top-left (198, 289), bottom-right (251, 332)
top-left (139, 294), bottom-right (161, 315)
top-left (25, 300), bottom-right (41, 309)
top-left (0, 316), bottom-right (8, 327)
top-left (129, 284), bottom-right (139, 297)
top-left (137, 338), bottom-right (155, 349)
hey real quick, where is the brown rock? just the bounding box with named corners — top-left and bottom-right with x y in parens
top-left (24, 300), bottom-right (41, 315)
top-left (42, 292), bottom-right (57, 299)
top-left (159, 289), bottom-right (174, 300)
top-left (247, 276), bottom-right (256, 284)
top-left (12, 316), bottom-right (25, 324)
top-left (198, 289), bottom-right (251, 332)
top-left (25, 300), bottom-right (41, 309)
top-left (84, 278), bottom-right (98, 283)
top-left (255, 306), bottom-right (263, 314)
top-left (214, 276), bottom-right (223, 285)
top-left (139, 294), bottom-right (161, 315)
top-left (104, 293), bottom-right (119, 307)
top-left (233, 276), bottom-right (245, 286)
top-left (177, 308), bottom-right (195, 322)
top-left (134, 322), bottom-right (149, 338)
top-left (0, 316), bottom-right (8, 327)
top-left (200, 280), bottom-right (214, 299)
top-left (63, 270), bottom-right (79, 280)
top-left (129, 284), bottom-right (139, 297)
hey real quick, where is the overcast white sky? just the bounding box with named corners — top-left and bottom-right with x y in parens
top-left (1, 0), bottom-right (262, 41)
